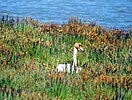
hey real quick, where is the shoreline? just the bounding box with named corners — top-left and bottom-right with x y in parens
top-left (1, 15), bottom-right (132, 32)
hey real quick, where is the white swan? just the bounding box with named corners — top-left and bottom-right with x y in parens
top-left (55, 42), bottom-right (84, 73)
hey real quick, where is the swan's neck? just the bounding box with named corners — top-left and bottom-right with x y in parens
top-left (73, 47), bottom-right (77, 66)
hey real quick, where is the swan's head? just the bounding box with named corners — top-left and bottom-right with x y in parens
top-left (74, 42), bottom-right (84, 52)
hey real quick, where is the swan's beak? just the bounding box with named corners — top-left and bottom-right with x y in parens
top-left (80, 47), bottom-right (84, 52)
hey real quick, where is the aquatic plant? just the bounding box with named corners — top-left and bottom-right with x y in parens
top-left (0, 16), bottom-right (131, 99)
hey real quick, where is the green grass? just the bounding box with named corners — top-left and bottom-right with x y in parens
top-left (0, 16), bottom-right (132, 99)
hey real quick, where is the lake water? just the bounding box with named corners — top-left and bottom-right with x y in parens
top-left (0, 0), bottom-right (132, 30)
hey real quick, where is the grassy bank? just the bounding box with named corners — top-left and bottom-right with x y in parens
top-left (0, 16), bottom-right (131, 99)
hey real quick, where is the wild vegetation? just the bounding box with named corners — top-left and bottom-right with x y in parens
top-left (0, 16), bottom-right (131, 99)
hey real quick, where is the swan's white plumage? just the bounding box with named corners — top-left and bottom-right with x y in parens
top-left (55, 64), bottom-right (71, 73)
top-left (55, 64), bottom-right (83, 73)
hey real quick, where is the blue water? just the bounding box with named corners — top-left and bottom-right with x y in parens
top-left (0, 0), bottom-right (132, 29)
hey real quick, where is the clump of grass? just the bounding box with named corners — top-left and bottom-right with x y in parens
top-left (0, 16), bottom-right (132, 99)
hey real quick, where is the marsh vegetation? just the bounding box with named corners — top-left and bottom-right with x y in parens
top-left (0, 16), bottom-right (131, 99)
